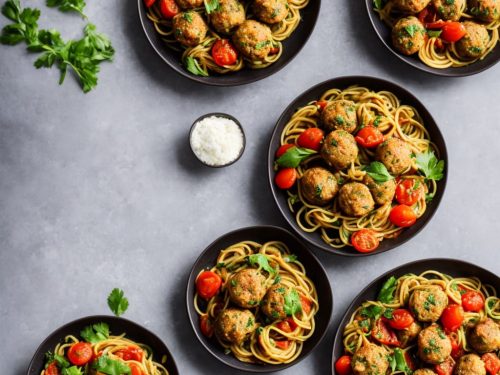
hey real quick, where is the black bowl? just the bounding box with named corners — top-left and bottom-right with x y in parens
top-left (267, 76), bottom-right (448, 257)
top-left (331, 258), bottom-right (500, 374)
top-left (365, 0), bottom-right (500, 76)
top-left (27, 315), bottom-right (179, 375)
top-left (137, 0), bottom-right (321, 86)
top-left (185, 225), bottom-right (333, 372)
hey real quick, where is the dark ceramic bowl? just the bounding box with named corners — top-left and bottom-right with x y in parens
top-left (137, 0), bottom-right (321, 86)
top-left (27, 315), bottom-right (179, 375)
top-left (331, 258), bottom-right (500, 374)
top-left (365, 0), bottom-right (500, 76)
top-left (185, 225), bottom-right (333, 372)
top-left (267, 76), bottom-right (448, 256)
top-left (189, 112), bottom-right (246, 167)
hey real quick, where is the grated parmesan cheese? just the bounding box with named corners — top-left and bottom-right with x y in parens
top-left (190, 115), bottom-right (244, 166)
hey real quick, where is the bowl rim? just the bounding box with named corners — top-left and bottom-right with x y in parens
top-left (267, 75), bottom-right (448, 257)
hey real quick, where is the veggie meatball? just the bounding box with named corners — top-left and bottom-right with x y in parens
top-left (363, 174), bottom-right (396, 205)
top-left (209, 0), bottom-right (245, 34)
top-left (172, 12), bottom-right (208, 47)
top-left (376, 137), bottom-right (413, 175)
top-left (321, 100), bottom-right (358, 133)
top-left (409, 285), bottom-right (448, 322)
top-left (321, 130), bottom-right (359, 170)
top-left (215, 308), bottom-right (256, 345)
top-left (176, 0), bottom-right (203, 9)
top-left (261, 284), bottom-right (290, 320)
top-left (232, 20), bottom-right (273, 60)
top-left (397, 321), bottom-right (422, 348)
top-left (456, 21), bottom-right (491, 58)
top-left (414, 369), bottom-right (438, 375)
top-left (253, 0), bottom-right (288, 24)
top-left (338, 182), bottom-right (375, 217)
top-left (300, 167), bottom-right (339, 205)
top-left (468, 0), bottom-right (500, 22)
top-left (352, 342), bottom-right (389, 375)
top-left (418, 323), bottom-right (452, 364)
top-left (227, 269), bottom-right (267, 308)
top-left (392, 16), bottom-right (426, 55)
top-left (432, 0), bottom-right (465, 20)
top-left (469, 318), bottom-right (500, 353)
top-left (455, 354), bottom-right (486, 375)
top-left (393, 0), bottom-right (431, 13)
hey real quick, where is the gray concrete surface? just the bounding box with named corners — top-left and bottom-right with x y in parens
top-left (1, 0), bottom-right (499, 374)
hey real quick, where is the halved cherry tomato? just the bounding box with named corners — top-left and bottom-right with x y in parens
top-left (211, 39), bottom-right (238, 66)
top-left (351, 229), bottom-right (380, 253)
top-left (335, 355), bottom-right (353, 375)
top-left (67, 342), bottom-right (93, 366)
top-left (441, 22), bottom-right (466, 42)
top-left (276, 144), bottom-right (295, 158)
top-left (355, 126), bottom-right (384, 148)
top-left (275, 340), bottom-right (290, 349)
top-left (276, 318), bottom-right (298, 333)
top-left (435, 356), bottom-right (455, 375)
top-left (269, 47), bottom-right (280, 55)
top-left (159, 0), bottom-right (179, 19)
top-left (450, 336), bottom-right (463, 359)
top-left (389, 205), bottom-right (417, 227)
top-left (316, 100), bottom-right (328, 110)
top-left (115, 346), bottom-right (144, 362)
top-left (129, 362), bottom-right (145, 375)
top-left (300, 295), bottom-right (312, 315)
top-left (418, 5), bottom-right (436, 24)
top-left (372, 318), bottom-right (399, 346)
top-left (297, 128), bottom-right (324, 151)
top-left (441, 304), bottom-right (464, 332)
top-left (388, 309), bottom-right (414, 330)
top-left (395, 179), bottom-right (422, 206)
top-left (426, 20), bottom-right (447, 29)
top-left (196, 270), bottom-right (222, 300)
top-left (200, 314), bottom-right (214, 338)
top-left (275, 168), bottom-right (297, 190)
top-left (461, 291), bottom-right (484, 312)
top-left (45, 362), bottom-right (60, 375)
top-left (482, 353), bottom-right (500, 375)
top-left (144, 0), bottom-right (156, 7)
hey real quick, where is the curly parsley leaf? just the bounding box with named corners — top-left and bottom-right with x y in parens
top-left (203, 0), bottom-right (219, 13)
top-left (80, 322), bottom-right (109, 344)
top-left (416, 151), bottom-right (444, 181)
top-left (284, 289), bottom-right (302, 316)
top-left (92, 355), bottom-right (131, 375)
top-left (248, 254), bottom-right (276, 275)
top-left (107, 288), bottom-right (129, 317)
top-left (377, 276), bottom-right (397, 303)
top-left (46, 0), bottom-right (86, 18)
top-left (364, 161), bottom-right (394, 183)
top-left (185, 56), bottom-right (208, 77)
top-left (275, 147), bottom-right (316, 168)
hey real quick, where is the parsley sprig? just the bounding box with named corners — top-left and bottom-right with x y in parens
top-left (46, 0), bottom-right (87, 18)
top-left (107, 288), bottom-right (129, 316)
top-left (415, 151), bottom-right (445, 181)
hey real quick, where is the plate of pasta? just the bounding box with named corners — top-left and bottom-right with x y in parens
top-left (332, 258), bottom-right (500, 375)
top-left (185, 225), bottom-right (333, 372)
top-left (27, 315), bottom-right (179, 375)
top-left (366, 0), bottom-right (500, 76)
top-left (138, 0), bottom-right (320, 85)
top-left (267, 76), bottom-right (447, 256)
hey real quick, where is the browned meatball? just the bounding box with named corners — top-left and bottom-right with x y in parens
top-left (393, 0), bottom-right (431, 13)
top-left (469, 0), bottom-right (500, 22)
top-left (352, 342), bottom-right (389, 375)
top-left (232, 20), bottom-right (273, 60)
top-left (215, 308), bottom-right (256, 344)
top-left (397, 321), bottom-right (422, 348)
top-left (176, 0), bottom-right (203, 9)
top-left (456, 21), bottom-right (491, 58)
top-left (469, 318), bottom-right (500, 353)
top-left (261, 284), bottom-right (290, 320)
top-left (418, 324), bottom-right (452, 364)
top-left (173, 12), bottom-right (208, 47)
top-left (414, 369), bottom-right (438, 375)
top-left (433, 0), bottom-right (465, 20)
top-left (321, 100), bottom-right (358, 133)
top-left (392, 16), bottom-right (426, 55)
top-left (455, 354), bottom-right (486, 375)
top-left (338, 182), bottom-right (375, 217)
top-left (228, 269), bottom-right (267, 308)
top-left (409, 285), bottom-right (448, 322)
top-left (209, 0), bottom-right (245, 34)
top-left (300, 167), bottom-right (339, 205)
top-left (253, 0), bottom-right (288, 24)
top-left (376, 137), bottom-right (412, 175)
top-left (321, 130), bottom-right (359, 170)
top-left (363, 174), bottom-right (396, 205)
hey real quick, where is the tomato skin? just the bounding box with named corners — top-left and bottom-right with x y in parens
top-left (461, 291), bottom-right (484, 312)
top-left (276, 144), bottom-right (295, 158)
top-left (45, 362), bottom-right (60, 375)
top-left (200, 314), bottom-right (214, 338)
top-left (211, 39), bottom-right (238, 66)
top-left (335, 355), bottom-right (353, 375)
top-left (351, 229), bottom-right (380, 253)
top-left (276, 318), bottom-right (298, 333)
top-left (482, 353), bottom-right (500, 375)
top-left (435, 356), bottom-right (455, 375)
top-left (275, 168), bottom-right (297, 190)
top-left (426, 20), bottom-right (447, 29)
top-left (129, 363), bottom-right (145, 375)
top-left (450, 336), bottom-right (463, 359)
top-left (388, 309), bottom-right (414, 330)
top-left (395, 179), bottom-right (422, 206)
top-left (196, 271), bottom-right (222, 300)
top-left (441, 22), bottom-right (466, 42)
top-left (372, 318), bottom-right (399, 346)
top-left (115, 346), bottom-right (144, 362)
top-left (297, 128), bottom-right (324, 151)
top-left (300, 295), bottom-right (312, 315)
top-left (275, 340), bottom-right (290, 349)
top-left (67, 342), bottom-right (93, 366)
top-left (144, 0), bottom-right (156, 7)
top-left (355, 126), bottom-right (384, 148)
top-left (316, 100), bottom-right (328, 110)
top-left (159, 0), bottom-right (179, 18)
top-left (389, 205), bottom-right (417, 227)
top-left (440, 304), bottom-right (464, 332)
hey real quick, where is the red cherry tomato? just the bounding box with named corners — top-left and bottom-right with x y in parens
top-left (389, 205), bottom-right (417, 227)
top-left (335, 355), bottom-right (353, 375)
top-left (418, 5), bottom-right (436, 24)
top-left (351, 229), bottom-right (380, 253)
top-left (159, 0), bottom-right (179, 18)
top-left (276, 144), bottom-right (295, 158)
top-left (395, 179), bottom-right (422, 206)
top-left (211, 39), bottom-right (238, 66)
top-left (435, 357), bottom-right (455, 375)
top-left (275, 340), bottom-right (290, 349)
top-left (45, 362), bottom-right (60, 375)
top-left (276, 318), bottom-right (298, 333)
top-left (461, 291), bottom-right (484, 312)
top-left (450, 336), bottom-right (464, 359)
top-left (269, 46), bottom-right (280, 55)
top-left (388, 309), bottom-right (414, 330)
top-left (144, 0), bottom-right (156, 7)
top-left (200, 314), bottom-right (214, 338)
top-left (67, 342), bottom-right (93, 366)
top-left (115, 346), bottom-right (144, 362)
top-left (129, 363), bottom-right (145, 375)
top-left (372, 318), bottom-right (399, 346)
top-left (441, 304), bottom-right (464, 332)
top-left (300, 295), bottom-right (312, 315)
top-left (196, 271), bottom-right (222, 300)
top-left (426, 20), bottom-right (447, 29)
top-left (316, 100), bottom-right (328, 110)
top-left (297, 128), bottom-right (324, 151)
top-left (355, 126), bottom-right (384, 148)
top-left (275, 168), bottom-right (297, 190)
top-left (482, 353), bottom-right (500, 375)
top-left (441, 22), bottom-right (466, 42)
